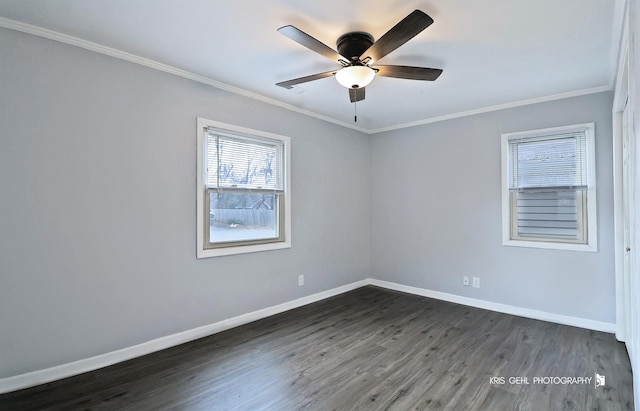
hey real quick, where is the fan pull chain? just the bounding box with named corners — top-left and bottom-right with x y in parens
top-left (354, 100), bottom-right (357, 122)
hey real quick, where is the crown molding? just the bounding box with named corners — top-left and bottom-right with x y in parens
top-left (0, 17), bottom-right (369, 134)
top-left (368, 85), bottom-right (612, 134)
top-left (0, 17), bottom-right (615, 135)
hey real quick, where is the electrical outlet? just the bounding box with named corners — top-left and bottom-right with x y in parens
top-left (472, 277), bottom-right (480, 288)
top-left (298, 275), bottom-right (304, 286)
top-left (463, 276), bottom-right (470, 286)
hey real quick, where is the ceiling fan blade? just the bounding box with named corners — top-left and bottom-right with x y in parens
top-left (375, 65), bottom-right (442, 81)
top-left (359, 10), bottom-right (434, 64)
top-left (278, 25), bottom-right (347, 63)
top-left (276, 71), bottom-right (337, 89)
top-left (349, 87), bottom-right (365, 102)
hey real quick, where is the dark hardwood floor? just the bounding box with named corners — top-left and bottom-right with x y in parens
top-left (0, 286), bottom-right (634, 410)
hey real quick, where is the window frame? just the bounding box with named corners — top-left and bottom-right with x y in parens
top-left (196, 118), bottom-right (291, 258)
top-left (501, 123), bottom-right (597, 252)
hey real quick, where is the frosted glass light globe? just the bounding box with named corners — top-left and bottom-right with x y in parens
top-left (335, 66), bottom-right (375, 89)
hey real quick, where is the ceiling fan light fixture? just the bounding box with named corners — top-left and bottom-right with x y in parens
top-left (335, 66), bottom-right (375, 89)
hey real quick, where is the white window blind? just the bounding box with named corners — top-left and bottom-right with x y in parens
top-left (515, 190), bottom-right (582, 239)
top-left (206, 129), bottom-right (284, 192)
top-left (508, 130), bottom-right (588, 191)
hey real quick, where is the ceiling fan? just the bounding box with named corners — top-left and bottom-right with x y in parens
top-left (276, 10), bottom-right (443, 104)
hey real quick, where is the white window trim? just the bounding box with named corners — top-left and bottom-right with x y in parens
top-left (196, 118), bottom-right (291, 258)
top-left (500, 123), bottom-right (598, 252)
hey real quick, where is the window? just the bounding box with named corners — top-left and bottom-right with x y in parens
top-left (501, 123), bottom-right (597, 252)
top-left (196, 118), bottom-right (291, 258)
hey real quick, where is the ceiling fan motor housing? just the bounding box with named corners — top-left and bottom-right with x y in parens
top-left (336, 32), bottom-right (374, 63)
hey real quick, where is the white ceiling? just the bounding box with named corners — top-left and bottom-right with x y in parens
top-left (0, 0), bottom-right (624, 132)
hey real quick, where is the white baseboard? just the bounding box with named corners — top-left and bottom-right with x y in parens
top-left (368, 279), bottom-right (617, 333)
top-left (0, 277), bottom-right (616, 395)
top-left (0, 279), bottom-right (368, 395)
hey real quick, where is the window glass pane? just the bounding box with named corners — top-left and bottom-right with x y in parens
top-left (209, 192), bottom-right (279, 243)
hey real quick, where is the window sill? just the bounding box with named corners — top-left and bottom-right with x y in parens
top-left (502, 238), bottom-right (597, 253)
top-left (197, 240), bottom-right (291, 258)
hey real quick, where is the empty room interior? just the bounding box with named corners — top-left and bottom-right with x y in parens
top-left (0, 1), bottom-right (639, 410)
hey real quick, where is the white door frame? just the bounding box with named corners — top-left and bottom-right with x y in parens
top-left (612, 9), bottom-right (631, 344)
top-left (613, 1), bottom-right (639, 408)
top-left (612, 11), bottom-right (640, 410)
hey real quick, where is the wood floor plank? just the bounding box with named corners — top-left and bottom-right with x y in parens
top-left (0, 286), bottom-right (634, 410)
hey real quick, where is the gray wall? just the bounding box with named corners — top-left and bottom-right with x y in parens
top-left (0, 25), bottom-right (618, 381)
top-left (370, 92), bottom-right (616, 323)
top-left (0, 28), bottom-right (371, 378)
